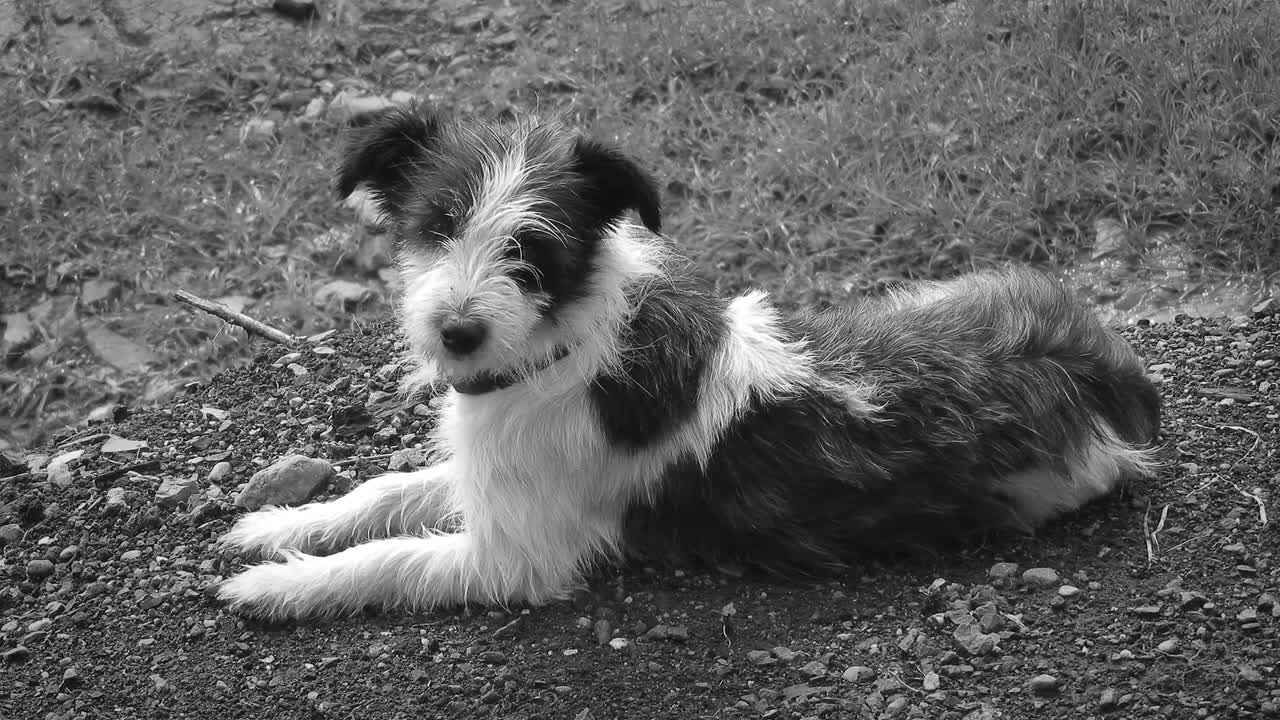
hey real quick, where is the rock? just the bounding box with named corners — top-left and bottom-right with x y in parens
top-left (26, 559), bottom-right (55, 580)
top-left (121, 550), bottom-right (142, 562)
top-left (83, 322), bottom-right (156, 373)
top-left (1130, 605), bottom-right (1162, 617)
top-left (2, 647), bottom-right (30, 663)
top-left (61, 666), bottom-right (83, 688)
top-left (1240, 666), bottom-right (1264, 685)
top-left (0, 523), bottom-right (23, 546)
top-left (922, 671), bottom-right (940, 691)
top-left (46, 460), bottom-right (75, 488)
top-left (105, 487), bottom-right (129, 511)
top-left (300, 97), bottom-right (326, 123)
top-left (1029, 674), bottom-right (1059, 693)
top-left (1157, 638), bottom-right (1179, 653)
top-left (1099, 688), bottom-right (1117, 709)
top-left (771, 646), bottom-right (800, 663)
top-left (208, 462), bottom-right (232, 482)
top-left (81, 279), bottom-right (120, 305)
top-left (607, 638), bottom-right (629, 650)
top-left (314, 280), bottom-right (375, 308)
top-left (842, 665), bottom-right (875, 683)
top-left (1021, 567), bottom-right (1059, 588)
top-left (987, 562), bottom-right (1019, 581)
top-left (1057, 585), bottom-right (1081, 598)
top-left (387, 448), bottom-right (428, 472)
top-left (389, 90), bottom-right (417, 106)
top-left (155, 476), bottom-right (199, 508)
top-left (329, 91), bottom-right (394, 121)
top-left (481, 651), bottom-right (507, 665)
top-left (235, 455), bottom-right (334, 511)
top-left (747, 650), bottom-right (774, 665)
top-left (799, 660), bottom-right (827, 678)
top-left (58, 545), bottom-right (79, 562)
top-left (953, 622), bottom-right (998, 656)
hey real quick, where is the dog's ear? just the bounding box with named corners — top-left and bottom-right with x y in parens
top-left (573, 138), bottom-right (663, 234)
top-left (336, 106), bottom-right (443, 220)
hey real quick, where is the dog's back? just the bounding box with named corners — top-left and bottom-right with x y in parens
top-left (624, 267), bottom-right (1160, 573)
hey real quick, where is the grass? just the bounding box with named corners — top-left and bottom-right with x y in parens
top-left (1, 0), bottom-right (1278, 449)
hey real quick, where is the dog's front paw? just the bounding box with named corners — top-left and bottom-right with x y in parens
top-left (217, 506), bottom-right (311, 558)
top-left (216, 557), bottom-right (332, 621)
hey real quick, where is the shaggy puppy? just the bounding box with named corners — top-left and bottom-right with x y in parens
top-left (216, 108), bottom-right (1160, 620)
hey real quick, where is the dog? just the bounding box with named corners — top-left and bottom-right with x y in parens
top-left (215, 107), bottom-right (1161, 620)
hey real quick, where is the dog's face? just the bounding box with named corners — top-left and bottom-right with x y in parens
top-left (336, 108), bottom-right (663, 388)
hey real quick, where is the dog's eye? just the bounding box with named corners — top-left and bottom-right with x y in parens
top-left (504, 232), bottom-right (552, 291)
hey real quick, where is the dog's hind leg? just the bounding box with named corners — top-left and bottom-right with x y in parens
top-left (218, 464), bottom-right (457, 558)
top-left (217, 530), bottom-right (574, 620)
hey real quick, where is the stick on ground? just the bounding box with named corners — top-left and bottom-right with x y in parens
top-left (173, 290), bottom-right (299, 347)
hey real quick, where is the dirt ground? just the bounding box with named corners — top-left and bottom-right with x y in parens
top-left (2, 1), bottom-right (1279, 719)
top-left (2, 304), bottom-right (1278, 720)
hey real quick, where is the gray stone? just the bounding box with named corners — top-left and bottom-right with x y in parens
top-left (842, 665), bottom-right (875, 683)
top-left (1021, 567), bottom-right (1059, 588)
top-left (953, 622), bottom-right (998, 656)
top-left (0, 523), bottom-right (23, 546)
top-left (1029, 674), bottom-right (1058, 693)
top-left (155, 476), bottom-right (199, 508)
top-left (387, 448), bottom-right (428, 472)
top-left (26, 559), bottom-right (55, 580)
top-left (987, 562), bottom-right (1019, 580)
top-left (235, 455), bottom-right (333, 510)
top-left (208, 461), bottom-right (232, 483)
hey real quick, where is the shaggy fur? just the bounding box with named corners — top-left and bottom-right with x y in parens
top-left (216, 107), bottom-right (1161, 620)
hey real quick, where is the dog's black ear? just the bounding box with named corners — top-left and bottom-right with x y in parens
top-left (336, 106), bottom-right (443, 220)
top-left (573, 138), bottom-right (663, 234)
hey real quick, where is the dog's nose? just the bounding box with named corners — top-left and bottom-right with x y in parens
top-left (440, 319), bottom-right (488, 355)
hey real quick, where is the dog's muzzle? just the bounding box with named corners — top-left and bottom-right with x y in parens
top-left (440, 318), bottom-right (488, 356)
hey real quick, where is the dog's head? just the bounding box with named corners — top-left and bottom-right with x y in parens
top-left (337, 107), bottom-right (662, 391)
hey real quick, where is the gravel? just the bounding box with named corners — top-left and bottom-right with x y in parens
top-left (1, 308), bottom-right (1278, 718)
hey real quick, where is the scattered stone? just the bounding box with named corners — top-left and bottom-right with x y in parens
top-left (0, 524), bottom-right (23, 546)
top-left (953, 622), bottom-right (998, 656)
top-left (121, 550), bottom-right (142, 562)
top-left (300, 97), bottom-right (326, 123)
top-left (235, 455), bottom-right (334, 511)
top-left (1237, 608), bottom-right (1259, 623)
top-left (2, 647), bottom-right (30, 663)
top-left (314, 280), bottom-right (375, 308)
top-left (799, 660), bottom-right (827, 678)
top-left (46, 460), bottom-right (75, 488)
top-left (387, 449), bottom-right (428, 472)
top-left (1057, 585), bottom-right (1081, 598)
top-left (1099, 688), bottom-right (1117, 709)
top-left (1029, 674), bottom-right (1059, 694)
top-left (208, 462), bottom-right (233, 482)
top-left (1021, 567), bottom-right (1059, 588)
top-left (1179, 591), bottom-right (1207, 610)
top-left (26, 559), bottom-right (55, 580)
top-left (844, 661), bottom-right (875, 676)
top-left (1240, 666), bottom-right (1264, 685)
top-left (155, 476), bottom-right (199, 508)
top-left (922, 671), bottom-right (940, 691)
top-left (1130, 605), bottom-right (1162, 617)
top-left (771, 646), bottom-right (800, 663)
top-left (241, 118), bottom-right (278, 142)
top-left (607, 638), bottom-right (629, 650)
top-left (1157, 638), bottom-right (1179, 653)
top-left (747, 650), bottom-right (775, 666)
top-left (58, 545), bottom-right (79, 562)
top-left (987, 562), bottom-right (1019, 581)
top-left (105, 487), bottom-right (129, 511)
top-left (61, 666), bottom-right (83, 688)
top-left (481, 651), bottom-right (507, 665)
top-left (329, 90), bottom-right (394, 121)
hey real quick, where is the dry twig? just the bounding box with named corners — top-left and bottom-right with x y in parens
top-left (173, 290), bottom-right (299, 347)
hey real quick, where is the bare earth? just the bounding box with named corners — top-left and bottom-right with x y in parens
top-left (2, 306), bottom-right (1278, 720)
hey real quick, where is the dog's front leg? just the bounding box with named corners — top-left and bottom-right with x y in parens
top-left (217, 531), bottom-right (570, 620)
top-left (218, 463), bottom-right (457, 558)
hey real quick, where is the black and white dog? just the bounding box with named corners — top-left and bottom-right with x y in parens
top-left (216, 108), bottom-right (1160, 620)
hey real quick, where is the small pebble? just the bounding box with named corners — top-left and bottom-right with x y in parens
top-left (1157, 638), bottom-right (1179, 653)
top-left (1029, 674), bottom-right (1059, 693)
top-left (1021, 568), bottom-right (1059, 588)
top-left (842, 665), bottom-right (875, 683)
top-left (923, 671), bottom-right (940, 691)
top-left (26, 559), bottom-right (55, 580)
top-left (0, 524), bottom-right (23, 545)
top-left (987, 562), bottom-right (1019, 580)
top-left (1057, 585), bottom-right (1081, 598)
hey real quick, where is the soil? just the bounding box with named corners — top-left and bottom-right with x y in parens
top-left (2, 303), bottom-right (1278, 720)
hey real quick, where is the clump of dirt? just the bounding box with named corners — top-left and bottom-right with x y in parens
top-left (1, 303), bottom-right (1276, 719)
